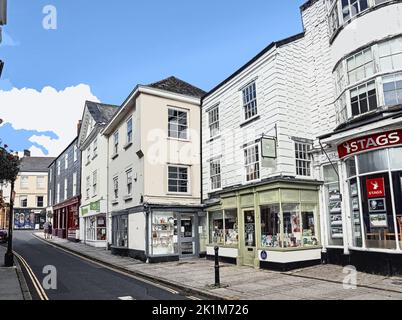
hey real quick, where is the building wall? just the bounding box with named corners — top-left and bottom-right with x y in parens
top-left (14, 172), bottom-right (48, 209)
top-left (140, 93), bottom-right (201, 206)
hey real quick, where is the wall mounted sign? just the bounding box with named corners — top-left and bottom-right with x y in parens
top-left (366, 178), bottom-right (385, 198)
top-left (261, 137), bottom-right (277, 159)
top-left (338, 129), bottom-right (402, 159)
top-left (369, 198), bottom-right (386, 212)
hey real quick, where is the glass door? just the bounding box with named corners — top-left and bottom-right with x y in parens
top-left (243, 210), bottom-right (256, 267)
top-left (179, 214), bottom-right (196, 257)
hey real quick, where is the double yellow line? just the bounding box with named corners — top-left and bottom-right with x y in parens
top-left (13, 251), bottom-right (49, 301)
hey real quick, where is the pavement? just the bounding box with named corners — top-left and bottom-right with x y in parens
top-left (33, 232), bottom-right (402, 300)
top-left (0, 244), bottom-right (31, 300)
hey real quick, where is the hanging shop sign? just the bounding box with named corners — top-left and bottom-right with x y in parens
top-left (261, 137), bottom-right (277, 159)
top-left (338, 129), bottom-right (402, 159)
top-left (366, 177), bottom-right (385, 198)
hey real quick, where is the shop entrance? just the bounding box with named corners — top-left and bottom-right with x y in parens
top-left (178, 214), bottom-right (196, 257)
top-left (242, 209), bottom-right (256, 267)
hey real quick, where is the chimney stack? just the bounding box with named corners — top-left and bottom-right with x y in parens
top-left (23, 149), bottom-right (31, 157)
top-left (77, 120), bottom-right (82, 136)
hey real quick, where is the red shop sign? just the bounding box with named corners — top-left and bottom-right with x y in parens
top-left (366, 178), bottom-right (385, 198)
top-left (338, 129), bottom-right (402, 159)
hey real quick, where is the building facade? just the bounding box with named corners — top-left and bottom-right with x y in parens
top-left (49, 138), bottom-right (81, 240)
top-left (104, 76), bottom-right (205, 263)
top-left (0, 181), bottom-right (10, 229)
top-left (201, 0), bottom-right (335, 270)
top-left (13, 153), bottom-right (54, 230)
top-left (317, 0), bottom-right (402, 275)
top-left (78, 101), bottom-right (119, 248)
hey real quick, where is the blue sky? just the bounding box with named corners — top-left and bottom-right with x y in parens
top-left (0, 0), bottom-right (306, 156)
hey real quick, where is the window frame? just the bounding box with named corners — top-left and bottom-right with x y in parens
top-left (20, 195), bottom-right (28, 208)
top-left (295, 141), bottom-right (313, 177)
top-left (210, 158), bottom-right (222, 191)
top-left (350, 80), bottom-right (378, 117)
top-left (113, 131), bottom-right (119, 155)
top-left (208, 105), bottom-right (220, 138)
top-left (126, 117), bottom-right (133, 145)
top-left (37, 196), bottom-right (44, 208)
top-left (20, 176), bottom-right (29, 189)
top-left (113, 176), bottom-right (119, 200)
top-left (167, 165), bottom-right (190, 194)
top-left (242, 82), bottom-right (258, 121)
top-left (168, 107), bottom-right (189, 141)
top-left (92, 170), bottom-right (98, 197)
top-left (244, 143), bottom-right (261, 183)
top-left (126, 169), bottom-right (133, 196)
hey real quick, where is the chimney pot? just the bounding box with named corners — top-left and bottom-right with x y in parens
top-left (23, 150), bottom-right (31, 157)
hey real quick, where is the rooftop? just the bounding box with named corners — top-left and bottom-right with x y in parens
top-left (86, 101), bottom-right (120, 125)
top-left (147, 76), bottom-right (206, 98)
top-left (19, 157), bottom-right (55, 173)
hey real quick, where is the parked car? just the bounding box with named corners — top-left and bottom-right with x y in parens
top-left (0, 229), bottom-right (8, 243)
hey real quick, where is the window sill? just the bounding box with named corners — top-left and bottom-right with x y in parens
top-left (207, 135), bottom-right (221, 143)
top-left (111, 200), bottom-right (119, 206)
top-left (240, 115), bottom-right (260, 128)
top-left (124, 142), bottom-right (133, 150)
top-left (166, 192), bottom-right (192, 197)
top-left (167, 137), bottom-right (190, 143)
top-left (111, 153), bottom-right (119, 160)
top-left (123, 195), bottom-right (133, 202)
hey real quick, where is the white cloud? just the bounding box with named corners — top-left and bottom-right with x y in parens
top-left (0, 84), bottom-right (99, 156)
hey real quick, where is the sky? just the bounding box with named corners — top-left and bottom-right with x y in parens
top-left (0, 0), bottom-right (306, 157)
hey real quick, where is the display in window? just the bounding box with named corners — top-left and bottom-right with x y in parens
top-left (261, 205), bottom-right (280, 248)
top-left (369, 198), bottom-right (386, 212)
top-left (331, 214), bottom-right (343, 226)
top-left (302, 211), bottom-right (318, 246)
top-left (210, 212), bottom-right (224, 245)
top-left (369, 213), bottom-right (388, 228)
top-left (283, 205), bottom-right (302, 248)
top-left (331, 227), bottom-right (344, 239)
top-left (152, 213), bottom-right (176, 255)
top-left (244, 210), bottom-right (256, 247)
top-left (224, 213), bottom-right (238, 245)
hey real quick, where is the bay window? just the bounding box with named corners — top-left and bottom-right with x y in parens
top-left (379, 37), bottom-right (402, 72)
top-left (209, 210), bottom-right (238, 246)
top-left (347, 48), bottom-right (374, 85)
top-left (383, 72), bottom-right (402, 106)
top-left (350, 80), bottom-right (378, 116)
top-left (341, 0), bottom-right (369, 22)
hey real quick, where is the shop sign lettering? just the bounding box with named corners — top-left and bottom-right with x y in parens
top-left (338, 129), bottom-right (402, 159)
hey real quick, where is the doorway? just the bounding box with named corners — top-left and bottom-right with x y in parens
top-left (177, 214), bottom-right (197, 258)
top-left (242, 209), bottom-right (256, 267)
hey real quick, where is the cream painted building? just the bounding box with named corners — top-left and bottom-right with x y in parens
top-left (103, 76), bottom-right (205, 262)
top-left (14, 153), bottom-right (55, 230)
top-left (78, 101), bottom-right (119, 248)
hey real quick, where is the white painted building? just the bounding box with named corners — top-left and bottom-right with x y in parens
top-left (103, 77), bottom-right (205, 263)
top-left (78, 101), bottom-right (119, 248)
top-left (317, 0), bottom-right (402, 275)
top-left (201, 0), bottom-right (335, 270)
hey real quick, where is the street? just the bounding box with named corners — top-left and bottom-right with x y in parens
top-left (10, 231), bottom-right (193, 300)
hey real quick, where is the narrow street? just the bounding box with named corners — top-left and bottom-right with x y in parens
top-left (10, 231), bottom-right (193, 300)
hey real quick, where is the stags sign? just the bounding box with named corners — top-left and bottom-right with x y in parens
top-left (366, 178), bottom-right (385, 198)
top-left (338, 129), bottom-right (402, 159)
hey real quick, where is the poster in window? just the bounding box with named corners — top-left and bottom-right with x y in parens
top-left (368, 198), bottom-right (386, 213)
top-left (331, 226), bottom-right (343, 239)
top-left (366, 177), bottom-right (385, 199)
top-left (350, 183), bottom-right (358, 197)
top-left (329, 201), bottom-right (341, 213)
top-left (331, 214), bottom-right (343, 226)
top-left (369, 213), bottom-right (388, 228)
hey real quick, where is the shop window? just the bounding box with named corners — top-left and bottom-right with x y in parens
top-left (261, 205), bottom-right (281, 248)
top-left (224, 210), bottom-right (238, 245)
top-left (282, 204), bottom-right (302, 248)
top-left (392, 171), bottom-right (402, 249)
top-left (341, 0), bottom-right (369, 22)
top-left (242, 82), bottom-right (258, 121)
top-left (209, 211), bottom-right (224, 245)
top-left (208, 105), bottom-right (220, 138)
top-left (349, 178), bottom-right (363, 247)
top-left (357, 149), bottom-right (388, 174)
top-left (244, 144), bottom-right (260, 182)
top-left (346, 157), bottom-right (357, 177)
top-left (347, 48), bottom-right (374, 85)
top-left (389, 147), bottom-right (402, 170)
top-left (244, 210), bottom-right (256, 247)
top-left (152, 212), bottom-right (177, 255)
top-left (324, 165), bottom-right (344, 246)
top-left (295, 141), bottom-right (312, 176)
top-left (168, 108), bottom-right (188, 140)
top-left (350, 80), bottom-right (378, 117)
top-left (112, 215), bottom-right (128, 248)
top-left (97, 215), bottom-right (107, 241)
top-left (86, 216), bottom-right (96, 241)
top-left (383, 72), bottom-right (402, 106)
top-left (379, 37), bottom-right (402, 72)
top-left (302, 209), bottom-right (318, 246)
top-left (198, 215), bottom-right (208, 253)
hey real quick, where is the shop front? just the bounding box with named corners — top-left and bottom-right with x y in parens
top-left (53, 196), bottom-right (80, 241)
top-left (80, 200), bottom-right (107, 248)
top-left (14, 209), bottom-right (35, 230)
top-left (205, 179), bottom-right (322, 271)
top-left (320, 127), bottom-right (402, 275)
top-left (110, 205), bottom-right (205, 263)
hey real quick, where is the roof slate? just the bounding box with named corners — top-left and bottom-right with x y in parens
top-left (19, 157), bottom-right (55, 173)
top-left (147, 76), bottom-right (206, 98)
top-left (86, 101), bottom-right (120, 125)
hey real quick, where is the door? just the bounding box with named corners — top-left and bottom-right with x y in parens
top-left (178, 214), bottom-right (197, 257)
top-left (243, 209), bottom-right (256, 267)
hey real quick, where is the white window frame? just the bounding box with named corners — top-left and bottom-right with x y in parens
top-left (295, 141), bottom-right (313, 177)
top-left (57, 183), bottom-right (60, 203)
top-left (113, 131), bottom-right (119, 155)
top-left (113, 176), bottom-right (119, 200)
top-left (57, 161), bottom-right (61, 175)
top-left (49, 189), bottom-right (52, 206)
top-left (64, 178), bottom-right (68, 200)
top-left (341, 0), bottom-right (370, 23)
top-left (36, 176), bottom-right (45, 189)
top-left (92, 170), bottom-right (98, 197)
top-left (210, 158), bottom-right (222, 191)
top-left (244, 143), bottom-right (261, 183)
top-left (86, 176), bottom-right (90, 200)
top-left (93, 138), bottom-right (98, 158)
top-left (350, 80), bottom-right (378, 117)
top-left (87, 145), bottom-right (91, 164)
top-left (346, 48), bottom-right (374, 85)
top-left (167, 165), bottom-right (190, 194)
top-left (74, 145), bottom-right (78, 162)
top-left (379, 36), bottom-right (402, 72)
top-left (20, 176), bottom-right (29, 189)
top-left (65, 153), bottom-right (69, 170)
top-left (168, 107), bottom-right (189, 141)
top-left (242, 82), bottom-right (258, 121)
top-left (127, 118), bottom-right (133, 145)
top-left (20, 195), bottom-right (28, 208)
top-left (382, 72), bottom-right (402, 106)
top-left (208, 105), bottom-right (220, 138)
top-left (73, 172), bottom-right (77, 197)
top-left (126, 169), bottom-right (133, 196)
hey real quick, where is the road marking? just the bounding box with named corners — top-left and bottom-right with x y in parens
top-left (118, 296), bottom-right (136, 300)
top-left (187, 296), bottom-right (201, 300)
top-left (13, 251), bottom-right (49, 301)
top-left (33, 234), bottom-right (181, 296)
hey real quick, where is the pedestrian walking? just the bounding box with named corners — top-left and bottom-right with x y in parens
top-left (48, 221), bottom-right (53, 240)
top-left (43, 221), bottom-right (49, 239)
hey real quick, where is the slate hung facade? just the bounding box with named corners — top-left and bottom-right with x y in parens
top-left (48, 137), bottom-right (81, 240)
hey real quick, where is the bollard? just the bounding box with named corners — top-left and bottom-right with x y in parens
top-left (214, 246), bottom-right (220, 287)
